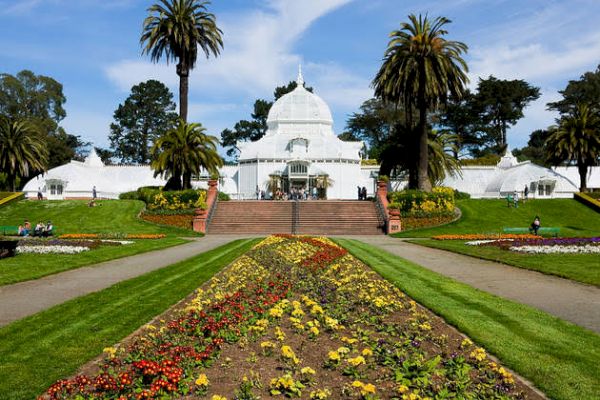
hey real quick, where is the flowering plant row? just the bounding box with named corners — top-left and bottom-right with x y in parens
top-left (41, 236), bottom-right (540, 400)
top-left (433, 233), bottom-right (540, 240)
top-left (59, 234), bottom-right (166, 240)
top-left (16, 238), bottom-right (128, 255)
top-left (466, 237), bottom-right (600, 254)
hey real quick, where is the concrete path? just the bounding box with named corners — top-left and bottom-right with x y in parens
top-left (0, 235), bottom-right (256, 327)
top-left (341, 236), bottom-right (600, 334)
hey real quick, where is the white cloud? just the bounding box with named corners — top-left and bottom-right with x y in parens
top-left (469, 33), bottom-right (600, 84)
top-left (105, 0), bottom-right (355, 97)
top-left (0, 0), bottom-right (43, 15)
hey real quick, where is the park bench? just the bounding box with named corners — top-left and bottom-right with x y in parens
top-left (502, 227), bottom-right (560, 237)
top-left (0, 226), bottom-right (18, 236)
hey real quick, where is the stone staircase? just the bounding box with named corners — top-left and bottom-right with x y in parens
top-left (207, 200), bottom-right (384, 235)
top-left (208, 201), bottom-right (293, 234)
top-left (297, 201), bottom-right (384, 235)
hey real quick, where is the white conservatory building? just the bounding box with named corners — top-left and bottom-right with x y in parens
top-left (23, 70), bottom-right (378, 200)
top-left (442, 149), bottom-right (581, 198)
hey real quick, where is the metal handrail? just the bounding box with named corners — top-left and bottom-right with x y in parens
top-left (374, 195), bottom-right (388, 234)
top-left (206, 194), bottom-right (219, 231)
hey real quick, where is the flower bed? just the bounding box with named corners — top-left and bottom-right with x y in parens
top-left (16, 238), bottom-right (128, 255)
top-left (466, 237), bottom-right (600, 254)
top-left (40, 236), bottom-right (540, 400)
top-left (433, 234), bottom-right (540, 240)
top-left (140, 213), bottom-right (194, 230)
top-left (59, 234), bottom-right (166, 240)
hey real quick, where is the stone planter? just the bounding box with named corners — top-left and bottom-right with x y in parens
top-left (387, 209), bottom-right (402, 234)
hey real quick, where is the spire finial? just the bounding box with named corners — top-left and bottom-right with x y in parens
top-left (296, 64), bottom-right (304, 87)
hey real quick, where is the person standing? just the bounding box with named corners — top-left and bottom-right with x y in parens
top-left (513, 190), bottom-right (519, 208)
top-left (255, 185), bottom-right (260, 200)
top-left (92, 186), bottom-right (97, 199)
top-left (37, 187), bottom-right (43, 200)
top-left (530, 216), bottom-right (541, 235)
top-left (524, 185), bottom-right (529, 201)
top-left (357, 186), bottom-right (361, 200)
top-left (361, 186), bottom-right (367, 201)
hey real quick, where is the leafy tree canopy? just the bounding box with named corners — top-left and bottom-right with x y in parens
top-left (547, 64), bottom-right (600, 114)
top-left (109, 79), bottom-right (178, 163)
top-left (0, 70), bottom-right (88, 171)
top-left (512, 129), bottom-right (551, 167)
top-left (474, 75), bottom-right (540, 149)
top-left (221, 81), bottom-right (312, 158)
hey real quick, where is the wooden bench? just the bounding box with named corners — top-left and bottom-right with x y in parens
top-left (0, 226), bottom-right (18, 236)
top-left (503, 227), bottom-right (560, 237)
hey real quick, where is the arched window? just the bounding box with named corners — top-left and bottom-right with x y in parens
top-left (289, 162), bottom-right (308, 175)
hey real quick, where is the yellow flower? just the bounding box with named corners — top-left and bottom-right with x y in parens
top-left (337, 346), bottom-right (350, 355)
top-left (261, 341), bottom-right (275, 348)
top-left (275, 326), bottom-right (286, 341)
top-left (301, 366), bottom-right (316, 375)
top-left (470, 347), bottom-right (487, 362)
top-left (281, 345), bottom-right (300, 364)
top-left (460, 338), bottom-right (473, 348)
top-left (310, 304), bottom-right (324, 315)
top-left (195, 374), bottom-right (209, 387)
top-left (310, 326), bottom-right (320, 336)
top-left (102, 347), bottom-right (116, 358)
top-left (310, 389), bottom-right (331, 399)
top-left (361, 348), bottom-right (373, 357)
top-left (211, 396), bottom-right (227, 400)
top-left (347, 356), bottom-right (366, 367)
top-left (397, 384), bottom-right (409, 394)
top-left (352, 380), bottom-right (363, 388)
top-left (361, 383), bottom-right (376, 395)
top-left (269, 307), bottom-right (283, 318)
top-left (341, 336), bottom-right (358, 345)
top-left (328, 351), bottom-right (341, 361)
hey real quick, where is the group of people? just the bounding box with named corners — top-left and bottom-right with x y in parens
top-left (18, 220), bottom-right (53, 237)
top-left (357, 186), bottom-right (368, 200)
top-left (257, 186), bottom-right (319, 201)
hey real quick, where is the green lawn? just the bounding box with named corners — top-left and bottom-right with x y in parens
top-left (410, 239), bottom-right (600, 287)
top-left (0, 238), bottom-right (260, 400)
top-left (335, 239), bottom-right (600, 400)
top-left (393, 199), bottom-right (600, 238)
top-left (0, 199), bottom-right (200, 285)
top-left (0, 236), bottom-right (187, 285)
top-left (0, 199), bottom-right (196, 235)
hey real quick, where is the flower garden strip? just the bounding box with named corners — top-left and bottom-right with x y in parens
top-left (466, 237), bottom-right (600, 254)
top-left (59, 234), bottom-right (166, 240)
top-left (41, 235), bottom-right (541, 400)
top-left (16, 238), bottom-right (130, 254)
top-left (433, 234), bottom-right (540, 241)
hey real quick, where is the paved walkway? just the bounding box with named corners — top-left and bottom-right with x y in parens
top-left (342, 236), bottom-right (600, 334)
top-left (0, 235), bottom-right (255, 327)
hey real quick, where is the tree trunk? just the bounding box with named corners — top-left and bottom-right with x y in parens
top-left (177, 62), bottom-right (189, 122)
top-left (183, 171), bottom-right (192, 190)
top-left (417, 72), bottom-right (432, 192)
top-left (578, 161), bottom-right (588, 192)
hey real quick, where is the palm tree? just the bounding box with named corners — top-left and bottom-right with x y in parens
top-left (428, 130), bottom-right (462, 185)
top-left (546, 103), bottom-right (600, 192)
top-left (151, 119), bottom-right (223, 190)
top-left (0, 117), bottom-right (48, 191)
top-left (141, 0), bottom-right (223, 122)
top-left (373, 14), bottom-right (469, 191)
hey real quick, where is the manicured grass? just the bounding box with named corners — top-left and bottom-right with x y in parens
top-left (0, 237), bottom-right (187, 285)
top-left (0, 199), bottom-right (196, 235)
top-left (393, 199), bottom-right (600, 238)
top-left (335, 239), bottom-right (600, 400)
top-left (0, 238), bottom-right (260, 400)
top-left (410, 239), bottom-right (600, 287)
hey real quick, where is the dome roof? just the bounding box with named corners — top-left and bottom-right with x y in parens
top-left (267, 68), bottom-right (333, 127)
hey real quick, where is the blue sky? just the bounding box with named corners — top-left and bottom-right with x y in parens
top-left (1, 0), bottom-right (600, 158)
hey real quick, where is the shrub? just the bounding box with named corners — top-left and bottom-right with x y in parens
top-left (148, 189), bottom-right (207, 210)
top-left (218, 191), bottom-right (230, 201)
top-left (453, 189), bottom-right (471, 200)
top-left (118, 191), bottom-right (138, 200)
top-left (388, 187), bottom-right (455, 217)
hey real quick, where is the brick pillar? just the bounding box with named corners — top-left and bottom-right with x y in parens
top-left (192, 209), bottom-right (208, 233)
top-left (192, 179), bottom-right (218, 234)
top-left (388, 209), bottom-right (402, 234)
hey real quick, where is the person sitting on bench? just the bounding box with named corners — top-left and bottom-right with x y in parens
top-left (529, 216), bottom-right (541, 235)
top-left (34, 221), bottom-right (44, 237)
top-left (43, 221), bottom-right (54, 237)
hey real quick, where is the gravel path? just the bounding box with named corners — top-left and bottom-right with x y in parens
top-left (340, 236), bottom-right (600, 334)
top-left (0, 235), bottom-right (257, 327)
